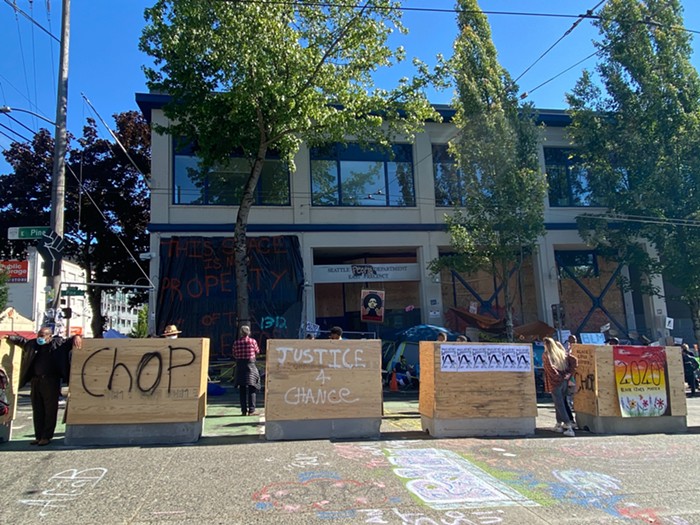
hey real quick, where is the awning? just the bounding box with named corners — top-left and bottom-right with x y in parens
top-left (446, 307), bottom-right (555, 340)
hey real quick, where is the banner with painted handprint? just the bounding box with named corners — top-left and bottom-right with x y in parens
top-left (613, 346), bottom-right (670, 417)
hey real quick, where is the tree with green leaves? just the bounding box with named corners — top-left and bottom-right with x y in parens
top-left (428, 0), bottom-right (546, 341)
top-left (0, 267), bottom-right (8, 313)
top-left (140, 0), bottom-right (445, 330)
top-left (0, 111), bottom-right (151, 337)
top-left (130, 305), bottom-right (150, 338)
top-left (566, 0), bottom-right (700, 342)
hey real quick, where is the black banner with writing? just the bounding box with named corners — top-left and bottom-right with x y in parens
top-left (156, 236), bottom-right (304, 357)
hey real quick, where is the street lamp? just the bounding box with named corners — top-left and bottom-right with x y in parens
top-left (0, 106), bottom-right (56, 126)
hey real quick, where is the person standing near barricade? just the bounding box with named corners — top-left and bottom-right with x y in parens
top-left (543, 337), bottom-right (577, 437)
top-left (232, 325), bottom-right (261, 416)
top-left (5, 327), bottom-right (82, 445)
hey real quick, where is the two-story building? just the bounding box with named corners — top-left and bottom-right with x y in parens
top-left (137, 92), bottom-right (671, 357)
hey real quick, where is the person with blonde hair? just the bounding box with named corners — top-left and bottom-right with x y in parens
top-left (542, 337), bottom-right (578, 437)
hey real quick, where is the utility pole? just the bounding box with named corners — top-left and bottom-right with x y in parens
top-left (49, 0), bottom-right (70, 317)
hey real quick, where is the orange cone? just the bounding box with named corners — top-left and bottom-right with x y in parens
top-left (390, 372), bottom-right (399, 392)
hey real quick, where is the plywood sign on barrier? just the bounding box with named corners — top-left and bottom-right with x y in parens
top-left (265, 339), bottom-right (382, 421)
top-left (572, 344), bottom-right (597, 415)
top-left (419, 342), bottom-right (537, 420)
top-left (573, 344), bottom-right (687, 418)
top-left (67, 338), bottom-right (209, 425)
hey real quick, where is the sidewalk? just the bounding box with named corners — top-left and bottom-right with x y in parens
top-left (3, 387), bottom-right (700, 524)
top-left (9, 384), bottom-right (699, 445)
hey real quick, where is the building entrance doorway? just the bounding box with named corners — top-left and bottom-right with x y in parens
top-left (312, 249), bottom-right (421, 341)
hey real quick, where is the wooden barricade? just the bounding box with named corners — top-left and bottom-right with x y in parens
top-left (65, 338), bottom-right (209, 445)
top-left (265, 339), bottom-right (382, 440)
top-left (419, 341), bottom-right (537, 437)
top-left (572, 344), bottom-right (687, 434)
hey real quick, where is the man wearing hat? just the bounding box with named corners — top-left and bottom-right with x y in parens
top-left (162, 325), bottom-right (181, 339)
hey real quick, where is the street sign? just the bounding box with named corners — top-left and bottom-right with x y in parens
top-left (7, 226), bottom-right (51, 240)
top-left (61, 287), bottom-right (86, 297)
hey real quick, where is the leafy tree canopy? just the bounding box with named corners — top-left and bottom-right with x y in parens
top-left (139, 0), bottom-right (447, 325)
top-left (0, 111), bottom-right (151, 336)
top-left (567, 0), bottom-right (700, 340)
top-left (429, 0), bottom-right (547, 341)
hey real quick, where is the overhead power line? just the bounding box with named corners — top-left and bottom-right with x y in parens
top-left (227, 0), bottom-right (600, 20)
top-left (514, 0), bottom-right (607, 83)
top-left (80, 93), bottom-right (151, 189)
top-left (1, 0), bottom-right (59, 42)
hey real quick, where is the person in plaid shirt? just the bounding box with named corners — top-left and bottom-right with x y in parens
top-left (232, 325), bottom-right (261, 416)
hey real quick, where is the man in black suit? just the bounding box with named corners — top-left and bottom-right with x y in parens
top-left (6, 327), bottom-right (81, 445)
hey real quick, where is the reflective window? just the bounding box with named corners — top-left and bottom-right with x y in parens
top-left (544, 147), bottom-right (596, 207)
top-left (432, 144), bottom-right (467, 207)
top-left (173, 143), bottom-right (290, 206)
top-left (310, 143), bottom-right (415, 207)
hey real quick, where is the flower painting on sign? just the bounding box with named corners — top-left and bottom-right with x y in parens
top-left (613, 346), bottom-right (670, 417)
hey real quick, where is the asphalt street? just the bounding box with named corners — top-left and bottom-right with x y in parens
top-left (2, 386), bottom-right (699, 525)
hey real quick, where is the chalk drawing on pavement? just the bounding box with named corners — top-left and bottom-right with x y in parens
top-left (358, 508), bottom-right (505, 524)
top-left (19, 467), bottom-right (108, 517)
top-left (253, 477), bottom-right (393, 513)
top-left (386, 448), bottom-right (538, 510)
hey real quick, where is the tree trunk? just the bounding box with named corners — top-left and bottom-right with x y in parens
top-left (88, 285), bottom-right (105, 338)
top-left (233, 143), bottom-right (268, 331)
top-left (501, 259), bottom-right (514, 342)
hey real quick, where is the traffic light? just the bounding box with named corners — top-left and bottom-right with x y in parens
top-left (62, 307), bottom-right (72, 319)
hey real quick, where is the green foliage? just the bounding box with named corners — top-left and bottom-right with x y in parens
top-left (0, 267), bottom-right (8, 313)
top-left (140, 0), bottom-right (447, 323)
top-left (429, 0), bottom-right (547, 340)
top-left (567, 0), bottom-right (700, 338)
top-left (0, 112), bottom-right (151, 337)
top-left (129, 305), bottom-right (149, 338)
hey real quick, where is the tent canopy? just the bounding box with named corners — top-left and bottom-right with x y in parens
top-left (446, 307), bottom-right (555, 341)
top-left (103, 328), bottom-right (128, 339)
top-left (394, 324), bottom-right (463, 343)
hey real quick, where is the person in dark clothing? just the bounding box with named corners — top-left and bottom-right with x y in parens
top-left (5, 327), bottom-right (82, 445)
top-left (682, 345), bottom-right (699, 397)
top-left (394, 355), bottom-right (415, 388)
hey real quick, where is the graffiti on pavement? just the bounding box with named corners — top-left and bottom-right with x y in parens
top-left (387, 448), bottom-right (537, 510)
top-left (19, 468), bottom-right (108, 517)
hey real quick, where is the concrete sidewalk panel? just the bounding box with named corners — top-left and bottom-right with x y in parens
top-left (265, 417), bottom-right (381, 440)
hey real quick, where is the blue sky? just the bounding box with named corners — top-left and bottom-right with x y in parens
top-left (2, 0), bottom-right (700, 171)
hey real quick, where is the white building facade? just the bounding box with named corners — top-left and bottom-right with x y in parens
top-left (137, 93), bottom-right (670, 357)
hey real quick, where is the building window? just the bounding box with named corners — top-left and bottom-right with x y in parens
top-left (556, 250), bottom-right (599, 279)
top-left (544, 147), bottom-right (595, 207)
top-left (432, 144), bottom-right (468, 207)
top-left (310, 143), bottom-right (415, 207)
top-left (173, 142), bottom-right (290, 206)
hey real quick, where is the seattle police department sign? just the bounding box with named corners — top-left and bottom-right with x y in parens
top-left (313, 263), bottom-right (420, 283)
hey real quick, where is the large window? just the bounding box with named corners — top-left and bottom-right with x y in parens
top-left (544, 147), bottom-right (595, 207)
top-left (432, 144), bottom-right (467, 207)
top-left (310, 143), bottom-right (415, 207)
top-left (173, 143), bottom-right (290, 206)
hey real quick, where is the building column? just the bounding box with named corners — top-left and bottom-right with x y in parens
top-left (532, 239), bottom-right (561, 327)
top-left (419, 234), bottom-right (444, 326)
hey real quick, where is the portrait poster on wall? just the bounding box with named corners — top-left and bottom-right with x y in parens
top-left (360, 289), bottom-right (385, 324)
top-left (613, 345), bottom-right (670, 417)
